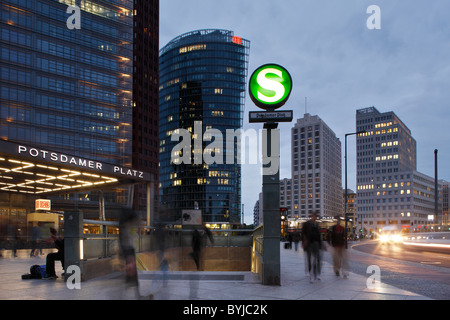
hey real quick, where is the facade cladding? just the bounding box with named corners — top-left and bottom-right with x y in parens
top-left (159, 29), bottom-right (250, 225)
top-left (291, 113), bottom-right (342, 219)
top-left (0, 0), bottom-right (134, 216)
top-left (132, 0), bottom-right (159, 211)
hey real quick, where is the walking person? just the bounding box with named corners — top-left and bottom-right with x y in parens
top-left (302, 212), bottom-right (323, 282)
top-left (328, 216), bottom-right (349, 278)
top-left (190, 225), bottom-right (214, 270)
top-left (189, 225), bottom-right (214, 299)
top-left (152, 224), bottom-right (169, 292)
top-left (293, 231), bottom-right (300, 251)
top-left (118, 208), bottom-right (141, 299)
top-left (287, 233), bottom-right (293, 249)
top-left (30, 226), bottom-right (41, 257)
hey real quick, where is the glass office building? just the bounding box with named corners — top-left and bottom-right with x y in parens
top-left (0, 0), bottom-right (134, 220)
top-left (132, 0), bottom-right (160, 211)
top-left (159, 29), bottom-right (250, 226)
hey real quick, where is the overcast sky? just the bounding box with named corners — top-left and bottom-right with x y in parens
top-left (159, 0), bottom-right (450, 225)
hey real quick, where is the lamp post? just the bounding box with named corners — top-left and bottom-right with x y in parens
top-left (345, 130), bottom-right (366, 248)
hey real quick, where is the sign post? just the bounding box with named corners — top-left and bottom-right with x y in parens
top-left (249, 63), bottom-right (293, 285)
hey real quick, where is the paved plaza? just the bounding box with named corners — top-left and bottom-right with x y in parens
top-left (0, 243), bottom-right (431, 300)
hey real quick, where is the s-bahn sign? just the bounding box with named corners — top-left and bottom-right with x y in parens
top-left (249, 63), bottom-right (293, 110)
top-left (247, 63), bottom-right (294, 285)
top-left (249, 110), bottom-right (293, 123)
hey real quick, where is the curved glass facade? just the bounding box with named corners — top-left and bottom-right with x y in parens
top-left (159, 29), bottom-right (250, 225)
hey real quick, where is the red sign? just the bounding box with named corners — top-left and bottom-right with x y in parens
top-left (35, 199), bottom-right (51, 211)
top-left (232, 36), bottom-right (243, 45)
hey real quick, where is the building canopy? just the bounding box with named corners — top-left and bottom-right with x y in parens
top-left (0, 140), bottom-right (152, 195)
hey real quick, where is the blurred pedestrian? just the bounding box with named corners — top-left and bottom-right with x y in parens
top-left (287, 233), bottom-right (293, 249)
top-left (0, 219), bottom-right (4, 258)
top-left (119, 208), bottom-right (140, 298)
top-left (190, 225), bottom-right (214, 270)
top-left (302, 212), bottom-right (323, 282)
top-left (328, 216), bottom-right (349, 278)
top-left (30, 226), bottom-right (42, 257)
top-left (293, 231), bottom-right (300, 251)
top-left (7, 223), bottom-right (19, 258)
top-left (151, 225), bottom-right (169, 292)
top-left (189, 225), bottom-right (214, 299)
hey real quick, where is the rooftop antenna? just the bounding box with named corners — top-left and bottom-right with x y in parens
top-left (305, 97), bottom-right (308, 114)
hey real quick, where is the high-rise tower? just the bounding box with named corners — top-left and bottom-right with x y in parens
top-left (291, 113), bottom-right (342, 218)
top-left (159, 29), bottom-right (250, 226)
top-left (356, 107), bottom-right (440, 233)
top-left (132, 0), bottom-right (160, 211)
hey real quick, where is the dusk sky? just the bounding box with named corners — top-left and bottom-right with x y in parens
top-left (159, 0), bottom-right (450, 224)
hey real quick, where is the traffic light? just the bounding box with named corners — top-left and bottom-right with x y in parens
top-left (280, 207), bottom-right (288, 220)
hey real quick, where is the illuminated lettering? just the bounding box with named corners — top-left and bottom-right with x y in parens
top-left (15, 145), bottom-right (143, 179)
top-left (256, 68), bottom-right (285, 103)
top-left (232, 36), bottom-right (243, 45)
top-left (29, 148), bottom-right (39, 157)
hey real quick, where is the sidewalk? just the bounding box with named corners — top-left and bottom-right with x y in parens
top-left (0, 244), bottom-right (432, 300)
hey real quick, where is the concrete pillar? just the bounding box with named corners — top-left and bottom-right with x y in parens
top-left (147, 182), bottom-right (152, 227)
top-left (64, 210), bottom-right (83, 281)
top-left (262, 125), bottom-right (280, 285)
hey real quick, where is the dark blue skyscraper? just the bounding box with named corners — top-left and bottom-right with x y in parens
top-left (159, 29), bottom-right (250, 226)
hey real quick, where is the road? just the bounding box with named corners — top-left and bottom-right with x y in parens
top-left (322, 240), bottom-right (450, 300)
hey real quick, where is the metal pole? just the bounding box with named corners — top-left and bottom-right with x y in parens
top-left (435, 149), bottom-right (438, 226)
top-left (99, 190), bottom-right (105, 233)
top-left (262, 123), bottom-right (280, 285)
top-left (345, 130), bottom-right (365, 248)
top-left (345, 134), bottom-right (348, 249)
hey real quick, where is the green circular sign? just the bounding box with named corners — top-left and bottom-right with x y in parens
top-left (249, 64), bottom-right (293, 110)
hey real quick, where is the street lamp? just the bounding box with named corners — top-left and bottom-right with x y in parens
top-left (344, 130), bottom-right (366, 248)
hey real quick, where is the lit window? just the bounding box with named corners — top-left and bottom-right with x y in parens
top-left (179, 44), bottom-right (206, 54)
top-left (212, 111), bottom-right (223, 116)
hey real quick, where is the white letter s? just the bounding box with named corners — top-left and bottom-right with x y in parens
top-left (257, 68), bottom-right (285, 103)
